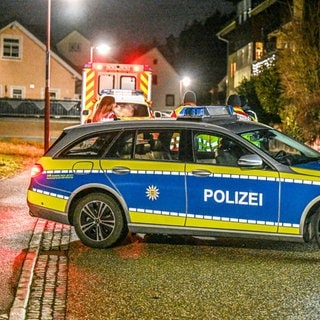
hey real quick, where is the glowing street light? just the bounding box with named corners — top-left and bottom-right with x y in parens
top-left (90, 44), bottom-right (111, 63)
top-left (179, 76), bottom-right (191, 104)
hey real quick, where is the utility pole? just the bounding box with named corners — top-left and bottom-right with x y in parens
top-left (44, 0), bottom-right (51, 151)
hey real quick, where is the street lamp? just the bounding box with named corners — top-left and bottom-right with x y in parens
top-left (90, 44), bottom-right (111, 63)
top-left (179, 76), bottom-right (191, 104)
top-left (44, 0), bottom-right (51, 152)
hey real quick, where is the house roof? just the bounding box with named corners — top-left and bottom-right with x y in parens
top-left (0, 20), bottom-right (82, 80)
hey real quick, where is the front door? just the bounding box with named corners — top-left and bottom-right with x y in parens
top-left (185, 130), bottom-right (280, 235)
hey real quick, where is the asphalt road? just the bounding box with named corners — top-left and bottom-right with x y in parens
top-left (66, 234), bottom-right (320, 319)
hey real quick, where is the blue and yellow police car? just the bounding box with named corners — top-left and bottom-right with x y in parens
top-left (27, 119), bottom-right (320, 248)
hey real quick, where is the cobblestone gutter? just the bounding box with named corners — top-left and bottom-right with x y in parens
top-left (9, 219), bottom-right (71, 320)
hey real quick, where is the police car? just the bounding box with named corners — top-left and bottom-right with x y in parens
top-left (27, 119), bottom-right (320, 249)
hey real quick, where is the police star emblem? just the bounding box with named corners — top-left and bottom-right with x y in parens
top-left (146, 185), bottom-right (160, 201)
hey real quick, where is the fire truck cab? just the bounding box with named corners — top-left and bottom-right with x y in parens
top-left (81, 62), bottom-right (152, 123)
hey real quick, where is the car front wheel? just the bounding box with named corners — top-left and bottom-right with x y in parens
top-left (73, 192), bottom-right (128, 248)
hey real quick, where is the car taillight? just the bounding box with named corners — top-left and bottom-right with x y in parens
top-left (31, 163), bottom-right (43, 177)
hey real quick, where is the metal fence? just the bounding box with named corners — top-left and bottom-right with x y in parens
top-left (0, 98), bottom-right (81, 118)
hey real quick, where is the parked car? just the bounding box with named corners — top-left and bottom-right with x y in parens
top-left (27, 119), bottom-right (320, 249)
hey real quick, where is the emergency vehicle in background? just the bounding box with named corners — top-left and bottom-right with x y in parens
top-left (81, 62), bottom-right (153, 123)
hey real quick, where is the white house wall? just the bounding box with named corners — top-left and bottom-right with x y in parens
top-left (132, 47), bottom-right (181, 110)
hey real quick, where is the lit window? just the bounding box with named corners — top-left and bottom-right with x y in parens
top-left (255, 42), bottom-right (263, 60)
top-left (230, 62), bottom-right (237, 78)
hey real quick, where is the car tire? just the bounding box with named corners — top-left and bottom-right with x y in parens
top-left (73, 192), bottom-right (128, 248)
top-left (314, 209), bottom-right (320, 248)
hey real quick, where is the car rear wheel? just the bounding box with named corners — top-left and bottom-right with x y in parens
top-left (73, 192), bottom-right (128, 248)
top-left (314, 209), bottom-right (320, 248)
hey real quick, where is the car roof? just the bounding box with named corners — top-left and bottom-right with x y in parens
top-left (63, 119), bottom-right (270, 137)
top-left (47, 119), bottom-right (271, 156)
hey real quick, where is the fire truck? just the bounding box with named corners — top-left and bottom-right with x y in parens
top-left (81, 62), bottom-right (152, 123)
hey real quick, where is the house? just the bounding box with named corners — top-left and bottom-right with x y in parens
top-left (217, 0), bottom-right (297, 95)
top-left (57, 32), bottom-right (181, 110)
top-left (57, 31), bottom-right (182, 111)
top-left (0, 21), bottom-right (81, 100)
top-left (56, 30), bottom-right (91, 71)
top-left (0, 20), bottom-right (182, 113)
top-left (131, 47), bottom-right (181, 111)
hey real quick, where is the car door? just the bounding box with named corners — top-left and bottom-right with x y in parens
top-left (185, 130), bottom-right (281, 235)
top-left (100, 128), bottom-right (187, 227)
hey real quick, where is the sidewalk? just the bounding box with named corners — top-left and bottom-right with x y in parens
top-left (9, 219), bottom-right (72, 320)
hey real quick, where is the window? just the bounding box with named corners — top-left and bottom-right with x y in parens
top-left (41, 88), bottom-right (59, 99)
top-left (2, 36), bottom-right (21, 59)
top-left (165, 94), bottom-right (175, 107)
top-left (106, 129), bottom-right (181, 161)
top-left (120, 76), bottom-right (136, 90)
top-left (59, 132), bottom-right (119, 158)
top-left (135, 130), bottom-right (180, 161)
top-left (230, 62), bottom-right (237, 78)
top-left (152, 74), bottom-right (158, 85)
top-left (194, 132), bottom-right (249, 166)
top-left (237, 0), bottom-right (252, 24)
top-left (255, 42), bottom-right (263, 60)
top-left (98, 74), bottom-right (115, 94)
top-left (11, 87), bottom-right (24, 99)
top-left (69, 42), bottom-right (81, 52)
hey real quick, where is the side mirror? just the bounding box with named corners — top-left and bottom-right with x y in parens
top-left (154, 111), bottom-right (162, 118)
top-left (238, 154), bottom-right (263, 168)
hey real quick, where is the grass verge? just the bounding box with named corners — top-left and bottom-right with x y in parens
top-left (0, 139), bottom-right (44, 179)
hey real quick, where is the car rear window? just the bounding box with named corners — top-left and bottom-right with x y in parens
top-left (57, 132), bottom-right (119, 159)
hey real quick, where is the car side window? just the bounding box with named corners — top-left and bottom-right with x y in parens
top-left (134, 130), bottom-right (181, 161)
top-left (57, 132), bottom-right (118, 159)
top-left (105, 131), bottom-right (135, 159)
top-left (193, 132), bottom-right (219, 164)
top-left (194, 132), bottom-right (249, 166)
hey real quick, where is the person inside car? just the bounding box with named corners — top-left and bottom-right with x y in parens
top-left (92, 96), bottom-right (116, 122)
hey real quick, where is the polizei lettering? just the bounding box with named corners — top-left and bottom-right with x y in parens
top-left (204, 189), bottom-right (263, 206)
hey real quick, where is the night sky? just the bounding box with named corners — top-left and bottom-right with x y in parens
top-left (0, 0), bottom-right (233, 50)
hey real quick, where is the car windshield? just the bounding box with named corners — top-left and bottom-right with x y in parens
top-left (240, 128), bottom-right (320, 166)
top-left (113, 103), bottom-right (149, 117)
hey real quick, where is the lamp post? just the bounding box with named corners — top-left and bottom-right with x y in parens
top-left (179, 76), bottom-right (191, 104)
top-left (44, 0), bottom-right (51, 151)
top-left (90, 44), bottom-right (111, 63)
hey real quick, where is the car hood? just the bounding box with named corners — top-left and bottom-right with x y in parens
top-left (291, 160), bottom-right (320, 177)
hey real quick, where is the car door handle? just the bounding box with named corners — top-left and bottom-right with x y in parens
top-left (191, 169), bottom-right (212, 177)
top-left (112, 166), bottom-right (130, 174)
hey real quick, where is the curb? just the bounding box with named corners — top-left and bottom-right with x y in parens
top-left (9, 219), bottom-right (46, 320)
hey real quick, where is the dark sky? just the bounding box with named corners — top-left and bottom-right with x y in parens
top-left (1, 0), bottom-right (234, 51)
